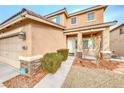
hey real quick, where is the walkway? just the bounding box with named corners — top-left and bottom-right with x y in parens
top-left (34, 56), bottom-right (74, 88)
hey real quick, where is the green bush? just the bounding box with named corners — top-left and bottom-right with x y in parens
top-left (57, 49), bottom-right (69, 61)
top-left (41, 52), bottom-right (63, 73)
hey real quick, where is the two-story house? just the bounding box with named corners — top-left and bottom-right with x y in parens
top-left (0, 5), bottom-right (117, 68)
top-left (45, 5), bottom-right (117, 57)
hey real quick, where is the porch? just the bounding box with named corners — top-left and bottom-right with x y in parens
top-left (66, 29), bottom-right (109, 57)
top-left (64, 21), bottom-right (117, 59)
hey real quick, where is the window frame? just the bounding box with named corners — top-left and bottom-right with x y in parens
top-left (50, 15), bottom-right (60, 24)
top-left (70, 17), bottom-right (77, 25)
top-left (120, 28), bottom-right (124, 35)
top-left (82, 38), bottom-right (95, 49)
top-left (56, 16), bottom-right (60, 24)
top-left (87, 12), bottom-right (95, 21)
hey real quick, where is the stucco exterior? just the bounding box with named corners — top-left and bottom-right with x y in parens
top-left (46, 7), bottom-right (104, 29)
top-left (66, 8), bottom-right (104, 29)
top-left (110, 24), bottom-right (124, 56)
top-left (30, 21), bottom-right (66, 56)
top-left (0, 6), bottom-right (117, 68)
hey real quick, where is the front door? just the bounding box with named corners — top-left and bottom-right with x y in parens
top-left (67, 37), bottom-right (77, 53)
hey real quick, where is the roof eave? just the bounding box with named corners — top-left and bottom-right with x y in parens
top-left (0, 11), bottom-right (65, 31)
top-left (44, 8), bottom-right (69, 18)
top-left (0, 11), bottom-right (27, 31)
top-left (26, 14), bottom-right (65, 29)
top-left (69, 5), bottom-right (108, 17)
top-left (110, 23), bottom-right (124, 32)
top-left (64, 21), bottom-right (117, 33)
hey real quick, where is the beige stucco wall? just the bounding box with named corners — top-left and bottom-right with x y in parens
top-left (66, 8), bottom-right (104, 29)
top-left (47, 13), bottom-right (67, 26)
top-left (30, 21), bottom-right (66, 56)
top-left (102, 27), bottom-right (110, 51)
top-left (0, 19), bottom-right (66, 57)
top-left (110, 25), bottom-right (124, 56)
top-left (47, 8), bottom-right (104, 29)
top-left (0, 20), bottom-right (32, 57)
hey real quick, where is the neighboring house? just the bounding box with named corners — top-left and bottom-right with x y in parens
top-left (110, 23), bottom-right (124, 56)
top-left (0, 5), bottom-right (116, 68)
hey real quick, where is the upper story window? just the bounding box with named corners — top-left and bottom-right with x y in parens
top-left (87, 12), bottom-right (95, 21)
top-left (50, 16), bottom-right (60, 24)
top-left (71, 17), bottom-right (76, 25)
top-left (120, 28), bottom-right (124, 34)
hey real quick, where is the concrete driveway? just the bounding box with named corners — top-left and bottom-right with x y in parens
top-left (0, 62), bottom-right (19, 88)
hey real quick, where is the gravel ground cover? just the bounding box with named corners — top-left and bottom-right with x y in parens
top-left (62, 66), bottom-right (124, 88)
top-left (3, 68), bottom-right (47, 88)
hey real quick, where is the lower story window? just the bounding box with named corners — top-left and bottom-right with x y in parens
top-left (120, 28), bottom-right (124, 34)
top-left (83, 38), bottom-right (95, 49)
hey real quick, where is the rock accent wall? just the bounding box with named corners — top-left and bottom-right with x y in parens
top-left (20, 59), bottom-right (41, 75)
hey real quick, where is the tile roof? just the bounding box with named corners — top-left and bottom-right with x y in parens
top-left (0, 8), bottom-right (65, 29)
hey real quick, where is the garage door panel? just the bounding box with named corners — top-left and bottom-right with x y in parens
top-left (0, 36), bottom-right (22, 68)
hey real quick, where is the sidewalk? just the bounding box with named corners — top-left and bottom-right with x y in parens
top-left (34, 56), bottom-right (74, 88)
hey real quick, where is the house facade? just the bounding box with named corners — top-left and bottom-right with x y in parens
top-left (110, 23), bottom-right (124, 56)
top-left (0, 5), bottom-right (116, 68)
top-left (45, 5), bottom-right (116, 56)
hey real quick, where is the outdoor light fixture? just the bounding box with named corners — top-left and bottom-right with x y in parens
top-left (18, 31), bottom-right (26, 40)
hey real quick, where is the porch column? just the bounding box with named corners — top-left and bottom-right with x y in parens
top-left (102, 27), bottom-right (110, 51)
top-left (77, 32), bottom-right (83, 52)
top-left (102, 27), bottom-right (111, 59)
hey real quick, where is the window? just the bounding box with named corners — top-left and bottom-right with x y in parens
top-left (56, 16), bottom-right (60, 24)
top-left (50, 16), bottom-right (60, 24)
top-left (83, 38), bottom-right (95, 49)
top-left (120, 28), bottom-right (124, 34)
top-left (87, 12), bottom-right (95, 21)
top-left (83, 39), bottom-right (89, 49)
top-left (71, 17), bottom-right (76, 24)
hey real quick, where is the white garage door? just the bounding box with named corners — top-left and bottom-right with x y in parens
top-left (0, 35), bottom-right (22, 68)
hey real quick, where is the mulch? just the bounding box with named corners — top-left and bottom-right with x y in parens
top-left (3, 68), bottom-right (47, 88)
top-left (73, 57), bottom-right (122, 71)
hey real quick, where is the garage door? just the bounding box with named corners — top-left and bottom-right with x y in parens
top-left (0, 35), bottom-right (22, 68)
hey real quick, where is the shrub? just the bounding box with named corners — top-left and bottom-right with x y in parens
top-left (57, 49), bottom-right (69, 61)
top-left (41, 52), bottom-right (63, 73)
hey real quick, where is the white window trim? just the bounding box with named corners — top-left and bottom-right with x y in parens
top-left (70, 17), bottom-right (77, 25)
top-left (87, 12), bottom-right (95, 22)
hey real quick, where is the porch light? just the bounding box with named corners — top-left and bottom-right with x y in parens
top-left (18, 31), bottom-right (26, 40)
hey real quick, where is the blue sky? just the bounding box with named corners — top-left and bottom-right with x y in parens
top-left (0, 5), bottom-right (124, 28)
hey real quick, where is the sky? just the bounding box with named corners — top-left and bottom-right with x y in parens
top-left (0, 5), bottom-right (124, 28)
